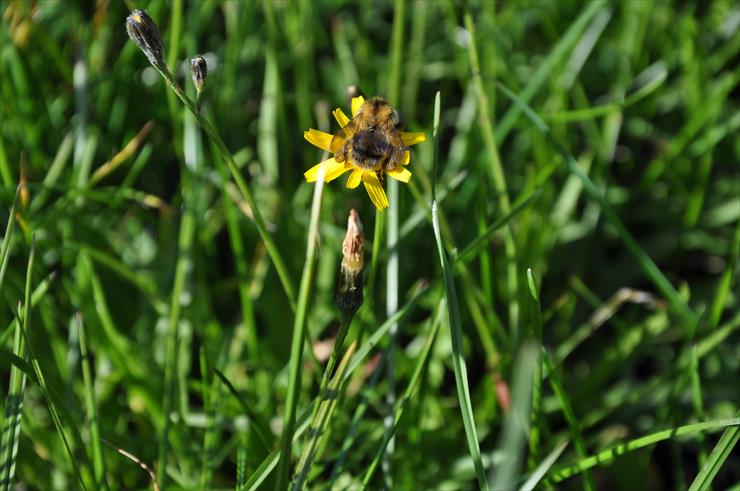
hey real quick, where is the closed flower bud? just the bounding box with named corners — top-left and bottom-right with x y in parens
top-left (336, 209), bottom-right (364, 319)
top-left (190, 55), bottom-right (208, 93)
top-left (126, 9), bottom-right (164, 67)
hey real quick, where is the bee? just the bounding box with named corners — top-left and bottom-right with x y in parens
top-left (331, 97), bottom-right (406, 176)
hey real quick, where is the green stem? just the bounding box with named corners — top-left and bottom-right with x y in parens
top-left (464, 13), bottom-right (519, 340)
top-left (150, 62), bottom-right (297, 310)
top-left (275, 170), bottom-right (325, 490)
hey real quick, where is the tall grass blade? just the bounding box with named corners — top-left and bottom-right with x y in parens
top-left (0, 188), bottom-right (19, 292)
top-left (496, 82), bottom-right (698, 325)
top-left (490, 342), bottom-right (539, 490)
top-left (542, 351), bottom-right (594, 490)
top-left (519, 440), bottom-right (568, 491)
top-left (275, 164), bottom-right (326, 491)
top-left (361, 300), bottom-right (442, 488)
top-left (430, 91), bottom-right (488, 490)
top-left (77, 314), bottom-right (108, 489)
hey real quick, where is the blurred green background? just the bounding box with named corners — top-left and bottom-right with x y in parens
top-left (1, 0), bottom-right (738, 489)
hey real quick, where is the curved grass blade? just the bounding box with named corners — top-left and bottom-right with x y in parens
top-left (496, 82), bottom-right (698, 326)
top-left (549, 418), bottom-right (740, 484)
top-left (275, 163), bottom-right (326, 491)
top-left (0, 187), bottom-right (19, 292)
top-left (212, 369), bottom-right (273, 452)
top-left (76, 314), bottom-right (108, 489)
top-left (360, 299), bottom-right (443, 489)
top-left (542, 350), bottom-right (594, 490)
top-left (129, 17), bottom-right (296, 311)
top-left (519, 440), bottom-right (568, 491)
top-left (430, 91), bottom-right (488, 490)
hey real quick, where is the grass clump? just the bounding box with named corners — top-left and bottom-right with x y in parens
top-left (1, 1), bottom-right (738, 490)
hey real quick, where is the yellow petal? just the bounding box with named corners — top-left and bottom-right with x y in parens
top-left (351, 96), bottom-right (366, 117)
top-left (362, 172), bottom-right (388, 210)
top-left (399, 150), bottom-right (410, 164)
top-left (304, 157), bottom-right (348, 183)
top-left (304, 129), bottom-right (334, 151)
top-left (346, 169), bottom-right (362, 189)
top-left (387, 166), bottom-right (412, 183)
top-left (400, 131), bottom-right (426, 146)
top-left (333, 108), bottom-right (350, 128)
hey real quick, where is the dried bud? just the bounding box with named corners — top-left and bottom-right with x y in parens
top-left (190, 55), bottom-right (207, 93)
top-left (336, 209), bottom-right (364, 319)
top-left (126, 9), bottom-right (164, 67)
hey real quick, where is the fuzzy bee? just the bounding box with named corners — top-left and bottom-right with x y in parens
top-left (330, 97), bottom-right (406, 176)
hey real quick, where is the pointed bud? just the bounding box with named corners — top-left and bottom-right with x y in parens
top-left (190, 55), bottom-right (208, 93)
top-left (336, 209), bottom-right (364, 319)
top-left (126, 9), bottom-right (165, 67)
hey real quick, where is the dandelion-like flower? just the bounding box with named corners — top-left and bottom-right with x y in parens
top-left (303, 96), bottom-right (426, 210)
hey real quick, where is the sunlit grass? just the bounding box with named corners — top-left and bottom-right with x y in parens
top-left (1, 1), bottom-right (738, 490)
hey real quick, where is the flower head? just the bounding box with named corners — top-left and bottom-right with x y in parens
top-left (126, 9), bottom-right (165, 67)
top-left (190, 55), bottom-right (208, 93)
top-left (303, 96), bottom-right (426, 210)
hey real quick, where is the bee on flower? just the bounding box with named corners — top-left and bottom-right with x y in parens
top-left (303, 96), bottom-right (426, 210)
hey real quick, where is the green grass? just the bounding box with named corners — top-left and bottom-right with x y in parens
top-left (1, 1), bottom-right (739, 489)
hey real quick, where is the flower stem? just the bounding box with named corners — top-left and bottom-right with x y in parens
top-left (150, 63), bottom-right (297, 310)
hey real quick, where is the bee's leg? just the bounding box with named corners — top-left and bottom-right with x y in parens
top-left (377, 171), bottom-right (384, 185)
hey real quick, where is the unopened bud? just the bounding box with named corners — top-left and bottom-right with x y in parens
top-left (126, 9), bottom-right (165, 67)
top-left (190, 55), bottom-right (207, 93)
top-left (336, 209), bottom-right (364, 319)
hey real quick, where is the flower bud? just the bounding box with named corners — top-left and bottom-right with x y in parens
top-left (190, 55), bottom-right (207, 93)
top-left (126, 9), bottom-right (165, 67)
top-left (336, 209), bottom-right (364, 319)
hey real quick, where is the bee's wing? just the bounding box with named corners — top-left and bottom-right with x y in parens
top-left (330, 119), bottom-right (359, 156)
top-left (387, 128), bottom-right (407, 163)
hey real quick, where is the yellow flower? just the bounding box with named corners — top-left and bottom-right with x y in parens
top-left (303, 96), bottom-right (426, 210)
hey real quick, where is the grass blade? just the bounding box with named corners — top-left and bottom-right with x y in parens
top-left (464, 12), bottom-right (519, 339)
top-left (688, 411), bottom-right (740, 491)
top-left (490, 342), bottom-right (539, 490)
top-left (275, 162), bottom-right (326, 491)
top-left (430, 91), bottom-right (488, 490)
top-left (361, 300), bottom-right (442, 488)
top-left (519, 440), bottom-right (568, 491)
top-left (549, 418), bottom-right (740, 484)
top-left (542, 351), bottom-right (594, 490)
top-left (496, 81), bottom-right (698, 326)
top-left (77, 314), bottom-right (108, 489)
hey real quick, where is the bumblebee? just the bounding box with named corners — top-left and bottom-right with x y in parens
top-left (331, 97), bottom-right (406, 175)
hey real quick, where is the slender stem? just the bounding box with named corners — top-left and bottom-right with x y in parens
top-left (150, 62), bottom-right (297, 310)
top-left (464, 13), bottom-right (519, 341)
top-left (275, 166), bottom-right (326, 491)
top-left (383, 0), bottom-right (405, 485)
top-left (292, 315), bottom-right (354, 490)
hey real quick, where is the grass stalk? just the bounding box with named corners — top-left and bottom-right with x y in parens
top-left (464, 12), bottom-right (519, 340)
top-left (157, 191), bottom-right (196, 489)
top-left (77, 314), bottom-right (108, 489)
top-left (145, 57), bottom-right (296, 310)
top-left (496, 82), bottom-right (698, 325)
top-left (383, 0), bottom-right (406, 485)
top-left (430, 91), bottom-right (488, 490)
top-left (292, 312), bottom-right (354, 489)
top-left (274, 165), bottom-right (326, 491)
